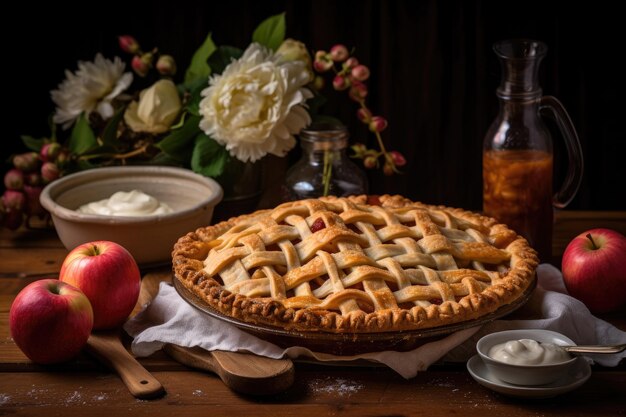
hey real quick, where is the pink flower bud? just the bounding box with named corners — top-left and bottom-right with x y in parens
top-left (363, 155), bottom-right (378, 169)
top-left (344, 57), bottom-right (359, 69)
top-left (40, 142), bottom-right (61, 162)
top-left (24, 171), bottom-right (42, 186)
top-left (349, 82), bottom-right (368, 102)
top-left (156, 54), bottom-right (177, 76)
top-left (351, 64), bottom-right (370, 82)
top-left (332, 75), bottom-right (350, 91)
top-left (132, 53), bottom-right (153, 77)
top-left (369, 116), bottom-right (388, 133)
top-left (2, 190), bottom-right (26, 210)
top-left (356, 108), bottom-right (372, 123)
top-left (23, 185), bottom-right (45, 218)
top-left (4, 169), bottom-right (24, 190)
top-left (389, 151), bottom-right (407, 167)
top-left (118, 35), bottom-right (140, 54)
top-left (350, 143), bottom-right (368, 158)
top-left (313, 57), bottom-right (333, 73)
top-left (12, 152), bottom-right (39, 172)
top-left (41, 162), bottom-right (60, 184)
top-left (383, 161), bottom-right (395, 176)
top-left (314, 50), bottom-right (327, 61)
top-left (330, 44), bottom-right (349, 62)
top-left (55, 150), bottom-right (70, 168)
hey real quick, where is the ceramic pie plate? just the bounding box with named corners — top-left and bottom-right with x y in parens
top-left (173, 274), bottom-right (536, 355)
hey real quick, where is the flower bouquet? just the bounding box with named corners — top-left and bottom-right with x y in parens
top-left (1, 13), bottom-right (404, 230)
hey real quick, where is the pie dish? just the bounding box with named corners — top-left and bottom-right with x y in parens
top-left (172, 195), bottom-right (538, 334)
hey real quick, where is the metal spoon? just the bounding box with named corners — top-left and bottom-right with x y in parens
top-left (560, 343), bottom-right (626, 354)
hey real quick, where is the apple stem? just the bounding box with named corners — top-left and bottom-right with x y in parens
top-left (586, 233), bottom-right (598, 250)
top-left (88, 244), bottom-right (101, 256)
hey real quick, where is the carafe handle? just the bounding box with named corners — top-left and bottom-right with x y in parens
top-left (539, 96), bottom-right (584, 209)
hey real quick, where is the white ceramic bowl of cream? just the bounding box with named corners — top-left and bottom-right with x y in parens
top-left (476, 329), bottom-right (578, 386)
top-left (40, 166), bottom-right (223, 267)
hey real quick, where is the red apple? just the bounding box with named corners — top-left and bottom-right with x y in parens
top-left (9, 279), bottom-right (93, 364)
top-left (59, 240), bottom-right (141, 329)
top-left (561, 228), bottom-right (626, 314)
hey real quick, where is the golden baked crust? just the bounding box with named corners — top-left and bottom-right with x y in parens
top-left (172, 195), bottom-right (538, 333)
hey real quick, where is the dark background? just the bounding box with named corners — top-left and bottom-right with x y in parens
top-left (5, 0), bottom-right (625, 211)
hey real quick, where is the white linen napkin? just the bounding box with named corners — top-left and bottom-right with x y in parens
top-left (124, 264), bottom-right (626, 379)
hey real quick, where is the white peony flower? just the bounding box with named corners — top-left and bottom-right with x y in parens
top-left (124, 79), bottom-right (182, 134)
top-left (199, 43), bottom-right (312, 162)
top-left (51, 54), bottom-right (133, 128)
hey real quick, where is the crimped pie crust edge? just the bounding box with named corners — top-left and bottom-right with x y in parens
top-left (172, 195), bottom-right (538, 333)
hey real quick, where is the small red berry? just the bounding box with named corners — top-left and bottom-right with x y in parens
top-left (329, 44), bottom-right (349, 62)
top-left (367, 195), bottom-right (382, 206)
top-left (356, 108), bottom-right (372, 123)
top-left (118, 35), bottom-right (140, 54)
top-left (344, 57), bottom-right (359, 69)
top-left (351, 65), bottom-right (370, 81)
top-left (369, 116), bottom-right (388, 133)
top-left (363, 155), bottom-right (378, 169)
top-left (349, 82), bottom-right (368, 102)
top-left (310, 218), bottom-right (326, 233)
top-left (156, 54), bottom-right (177, 76)
top-left (131, 53), bottom-right (152, 77)
top-left (389, 151), bottom-right (406, 167)
top-left (332, 75), bottom-right (350, 91)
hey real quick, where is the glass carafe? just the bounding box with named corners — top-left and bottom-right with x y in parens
top-left (283, 122), bottom-right (368, 201)
top-left (483, 39), bottom-right (584, 261)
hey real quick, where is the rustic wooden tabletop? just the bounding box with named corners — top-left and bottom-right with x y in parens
top-left (1, 211), bottom-right (625, 416)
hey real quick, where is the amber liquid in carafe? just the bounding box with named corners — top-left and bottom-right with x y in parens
top-left (483, 149), bottom-right (553, 259)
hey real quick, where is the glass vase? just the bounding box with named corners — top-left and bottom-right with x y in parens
top-left (283, 122), bottom-right (368, 201)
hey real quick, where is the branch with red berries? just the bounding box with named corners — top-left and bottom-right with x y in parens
top-left (312, 44), bottom-right (406, 175)
top-left (118, 35), bottom-right (176, 77)
top-left (1, 145), bottom-right (63, 230)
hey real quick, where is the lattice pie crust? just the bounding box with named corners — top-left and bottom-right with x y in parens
top-left (173, 195), bottom-right (538, 333)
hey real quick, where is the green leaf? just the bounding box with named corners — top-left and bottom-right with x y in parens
top-left (75, 158), bottom-right (97, 171)
top-left (155, 114), bottom-right (202, 163)
top-left (207, 46), bottom-right (243, 75)
top-left (100, 107), bottom-right (126, 148)
top-left (20, 135), bottom-right (45, 152)
top-left (69, 113), bottom-right (97, 155)
top-left (311, 114), bottom-right (343, 126)
top-left (184, 32), bottom-right (217, 86)
top-left (252, 12), bottom-right (286, 51)
top-left (191, 133), bottom-right (229, 178)
top-left (185, 76), bottom-right (213, 116)
top-left (149, 152), bottom-right (185, 167)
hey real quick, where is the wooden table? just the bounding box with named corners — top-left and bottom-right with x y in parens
top-left (1, 211), bottom-right (625, 416)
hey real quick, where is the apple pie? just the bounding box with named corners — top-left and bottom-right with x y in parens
top-left (172, 195), bottom-right (538, 333)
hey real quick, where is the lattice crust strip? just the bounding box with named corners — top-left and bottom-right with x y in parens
top-left (173, 195), bottom-right (538, 333)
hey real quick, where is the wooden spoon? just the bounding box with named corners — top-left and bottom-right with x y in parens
top-left (140, 271), bottom-right (295, 395)
top-left (85, 331), bottom-right (165, 399)
top-left (83, 269), bottom-right (167, 400)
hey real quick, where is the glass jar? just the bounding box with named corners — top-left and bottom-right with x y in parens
top-left (283, 122), bottom-right (368, 201)
top-left (483, 39), bottom-right (584, 261)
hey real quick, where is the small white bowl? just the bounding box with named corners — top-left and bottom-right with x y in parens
top-left (476, 329), bottom-right (578, 386)
top-left (40, 166), bottom-right (223, 266)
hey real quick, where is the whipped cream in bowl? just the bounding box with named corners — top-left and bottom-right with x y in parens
top-left (476, 329), bottom-right (578, 386)
top-left (488, 338), bottom-right (572, 366)
top-left (40, 166), bottom-right (223, 266)
top-left (77, 190), bottom-right (173, 217)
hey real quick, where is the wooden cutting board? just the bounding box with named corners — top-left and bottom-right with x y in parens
top-left (136, 270), bottom-right (295, 395)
